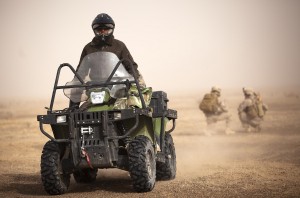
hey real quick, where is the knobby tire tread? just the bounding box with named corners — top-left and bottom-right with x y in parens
top-left (156, 133), bottom-right (176, 180)
top-left (41, 141), bottom-right (70, 195)
top-left (128, 136), bottom-right (156, 192)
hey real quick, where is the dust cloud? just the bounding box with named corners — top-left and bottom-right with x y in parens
top-left (1, 0), bottom-right (300, 99)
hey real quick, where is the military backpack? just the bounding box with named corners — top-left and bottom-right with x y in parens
top-left (199, 93), bottom-right (218, 113)
top-left (256, 100), bottom-right (265, 117)
top-left (246, 99), bottom-right (265, 119)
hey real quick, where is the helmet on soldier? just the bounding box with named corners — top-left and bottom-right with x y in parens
top-left (211, 86), bottom-right (221, 96)
top-left (243, 87), bottom-right (254, 96)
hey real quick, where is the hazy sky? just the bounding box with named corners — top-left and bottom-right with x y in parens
top-left (0, 0), bottom-right (299, 99)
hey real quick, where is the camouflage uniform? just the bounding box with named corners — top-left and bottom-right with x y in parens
top-left (238, 88), bottom-right (268, 132)
top-left (204, 97), bottom-right (231, 126)
top-left (200, 87), bottom-right (234, 134)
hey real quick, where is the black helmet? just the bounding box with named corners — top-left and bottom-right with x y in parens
top-left (92, 13), bottom-right (115, 29)
top-left (92, 13), bottom-right (115, 41)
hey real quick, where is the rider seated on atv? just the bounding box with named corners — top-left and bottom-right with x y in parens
top-left (70, 13), bottom-right (146, 108)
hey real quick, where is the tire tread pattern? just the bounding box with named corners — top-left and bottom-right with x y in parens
top-left (128, 136), bottom-right (156, 192)
top-left (156, 133), bottom-right (176, 180)
top-left (41, 141), bottom-right (70, 195)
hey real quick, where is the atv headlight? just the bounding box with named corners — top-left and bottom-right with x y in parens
top-left (56, 115), bottom-right (67, 123)
top-left (114, 112), bottom-right (122, 120)
top-left (90, 91), bottom-right (106, 104)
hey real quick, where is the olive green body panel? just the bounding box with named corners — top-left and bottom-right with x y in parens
top-left (122, 116), bottom-right (169, 144)
top-left (87, 104), bottom-right (114, 112)
top-left (152, 117), bottom-right (169, 138)
top-left (129, 116), bottom-right (155, 142)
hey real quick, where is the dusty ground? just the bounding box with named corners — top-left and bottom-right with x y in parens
top-left (0, 90), bottom-right (300, 197)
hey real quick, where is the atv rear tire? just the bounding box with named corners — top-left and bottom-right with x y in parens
top-left (156, 133), bottom-right (176, 180)
top-left (73, 168), bottom-right (98, 183)
top-left (41, 141), bottom-right (70, 195)
top-left (128, 136), bottom-right (156, 192)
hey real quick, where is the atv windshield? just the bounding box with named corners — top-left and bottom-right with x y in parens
top-left (64, 52), bottom-right (134, 103)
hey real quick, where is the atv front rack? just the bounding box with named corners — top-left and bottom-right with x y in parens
top-left (37, 107), bottom-right (177, 143)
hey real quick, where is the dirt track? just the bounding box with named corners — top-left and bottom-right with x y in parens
top-left (0, 91), bottom-right (300, 197)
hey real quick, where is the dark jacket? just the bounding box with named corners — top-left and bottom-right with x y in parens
top-left (77, 35), bottom-right (139, 76)
top-left (69, 35), bottom-right (140, 108)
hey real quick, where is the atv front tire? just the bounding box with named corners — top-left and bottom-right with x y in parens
top-left (73, 168), bottom-right (98, 183)
top-left (128, 136), bottom-right (156, 192)
top-left (156, 133), bottom-right (176, 180)
top-left (41, 141), bottom-right (70, 195)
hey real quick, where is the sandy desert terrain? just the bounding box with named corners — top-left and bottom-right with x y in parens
top-left (0, 89), bottom-right (299, 197)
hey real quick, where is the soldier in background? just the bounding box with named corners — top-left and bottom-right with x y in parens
top-left (199, 86), bottom-right (235, 135)
top-left (238, 88), bottom-right (268, 132)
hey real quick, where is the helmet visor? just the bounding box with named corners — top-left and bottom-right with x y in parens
top-left (93, 23), bottom-right (114, 30)
top-left (94, 28), bottom-right (113, 36)
top-left (93, 24), bottom-right (114, 36)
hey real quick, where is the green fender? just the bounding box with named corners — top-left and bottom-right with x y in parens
top-left (130, 116), bottom-right (169, 144)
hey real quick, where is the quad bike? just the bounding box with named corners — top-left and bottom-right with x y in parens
top-left (37, 52), bottom-right (177, 195)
